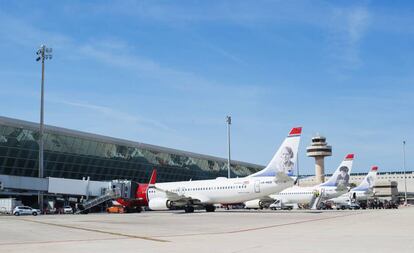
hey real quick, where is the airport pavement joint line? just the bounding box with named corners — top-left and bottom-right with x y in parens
top-left (17, 218), bottom-right (169, 243)
top-left (0, 237), bottom-right (129, 246)
top-left (225, 211), bottom-right (361, 234)
top-left (157, 211), bottom-right (364, 238)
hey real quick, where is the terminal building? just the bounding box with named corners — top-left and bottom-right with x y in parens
top-left (0, 116), bottom-right (263, 188)
top-left (1, 115), bottom-right (413, 205)
top-left (299, 171), bottom-right (414, 201)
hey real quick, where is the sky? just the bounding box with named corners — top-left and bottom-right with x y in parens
top-left (0, 0), bottom-right (413, 175)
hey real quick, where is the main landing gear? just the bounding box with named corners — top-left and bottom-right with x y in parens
top-left (184, 205), bottom-right (216, 213)
top-left (205, 205), bottom-right (216, 212)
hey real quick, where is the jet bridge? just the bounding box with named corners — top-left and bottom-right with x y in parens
top-left (48, 177), bottom-right (112, 197)
top-left (0, 174), bottom-right (137, 212)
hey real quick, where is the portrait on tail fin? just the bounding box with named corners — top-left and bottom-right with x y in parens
top-left (249, 127), bottom-right (301, 178)
top-left (366, 175), bottom-right (374, 188)
top-left (335, 166), bottom-right (350, 188)
top-left (278, 146), bottom-right (295, 176)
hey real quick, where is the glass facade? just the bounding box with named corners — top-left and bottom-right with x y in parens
top-left (0, 117), bottom-right (263, 183)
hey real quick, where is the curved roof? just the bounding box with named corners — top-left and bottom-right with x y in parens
top-left (0, 116), bottom-right (264, 170)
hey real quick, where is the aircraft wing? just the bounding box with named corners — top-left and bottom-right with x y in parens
top-left (153, 185), bottom-right (196, 203)
top-left (335, 184), bottom-right (349, 192)
top-left (275, 171), bottom-right (294, 184)
top-left (261, 195), bottom-right (276, 201)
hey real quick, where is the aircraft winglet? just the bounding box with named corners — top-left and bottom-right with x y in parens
top-left (289, 127), bottom-right (302, 136)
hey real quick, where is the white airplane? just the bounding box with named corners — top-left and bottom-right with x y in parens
top-left (245, 154), bottom-right (354, 209)
top-left (330, 166), bottom-right (378, 205)
top-left (147, 127), bottom-right (302, 213)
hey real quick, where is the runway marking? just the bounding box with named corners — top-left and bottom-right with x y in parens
top-left (158, 211), bottom-right (363, 238)
top-left (17, 218), bottom-right (169, 243)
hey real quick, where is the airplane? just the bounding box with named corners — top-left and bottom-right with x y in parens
top-left (114, 169), bottom-right (157, 213)
top-left (244, 153), bottom-right (354, 209)
top-left (330, 166), bottom-right (378, 205)
top-left (147, 127), bottom-right (302, 213)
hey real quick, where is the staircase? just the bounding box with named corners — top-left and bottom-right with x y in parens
top-left (310, 188), bottom-right (325, 210)
top-left (76, 188), bottom-right (121, 214)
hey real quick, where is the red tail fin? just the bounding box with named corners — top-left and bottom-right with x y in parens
top-left (149, 168), bottom-right (157, 184)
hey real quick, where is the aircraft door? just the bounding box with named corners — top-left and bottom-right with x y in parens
top-left (254, 180), bottom-right (260, 193)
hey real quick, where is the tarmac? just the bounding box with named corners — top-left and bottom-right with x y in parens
top-left (0, 207), bottom-right (413, 253)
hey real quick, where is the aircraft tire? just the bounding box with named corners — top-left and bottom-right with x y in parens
top-left (184, 206), bottom-right (194, 213)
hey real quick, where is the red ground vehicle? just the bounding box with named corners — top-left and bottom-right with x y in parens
top-left (115, 169), bottom-right (157, 213)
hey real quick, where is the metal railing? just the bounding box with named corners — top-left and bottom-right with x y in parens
top-left (76, 188), bottom-right (121, 214)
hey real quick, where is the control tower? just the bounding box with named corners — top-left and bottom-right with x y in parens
top-left (306, 135), bottom-right (332, 184)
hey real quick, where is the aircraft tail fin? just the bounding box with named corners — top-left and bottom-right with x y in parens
top-left (249, 127), bottom-right (302, 179)
top-left (320, 154), bottom-right (354, 189)
top-left (149, 168), bottom-right (157, 185)
top-left (352, 166), bottom-right (378, 191)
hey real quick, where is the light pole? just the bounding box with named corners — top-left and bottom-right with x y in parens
top-left (296, 154), bottom-right (300, 186)
top-left (226, 115), bottom-right (231, 178)
top-left (403, 140), bottom-right (407, 206)
top-left (36, 45), bottom-right (52, 210)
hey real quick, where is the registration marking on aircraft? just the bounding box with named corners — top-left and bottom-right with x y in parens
top-left (17, 218), bottom-right (170, 243)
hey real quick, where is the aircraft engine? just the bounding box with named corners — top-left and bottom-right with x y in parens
top-left (148, 198), bottom-right (189, 210)
top-left (244, 199), bottom-right (265, 209)
top-left (148, 198), bottom-right (172, 210)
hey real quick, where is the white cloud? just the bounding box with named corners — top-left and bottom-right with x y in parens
top-left (348, 7), bottom-right (370, 44)
top-left (0, 11), bottom-right (72, 49)
top-left (202, 41), bottom-right (247, 66)
top-left (77, 39), bottom-right (264, 99)
top-left (0, 9), bottom-right (265, 139)
top-left (53, 98), bottom-right (173, 132)
top-left (327, 6), bottom-right (371, 71)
